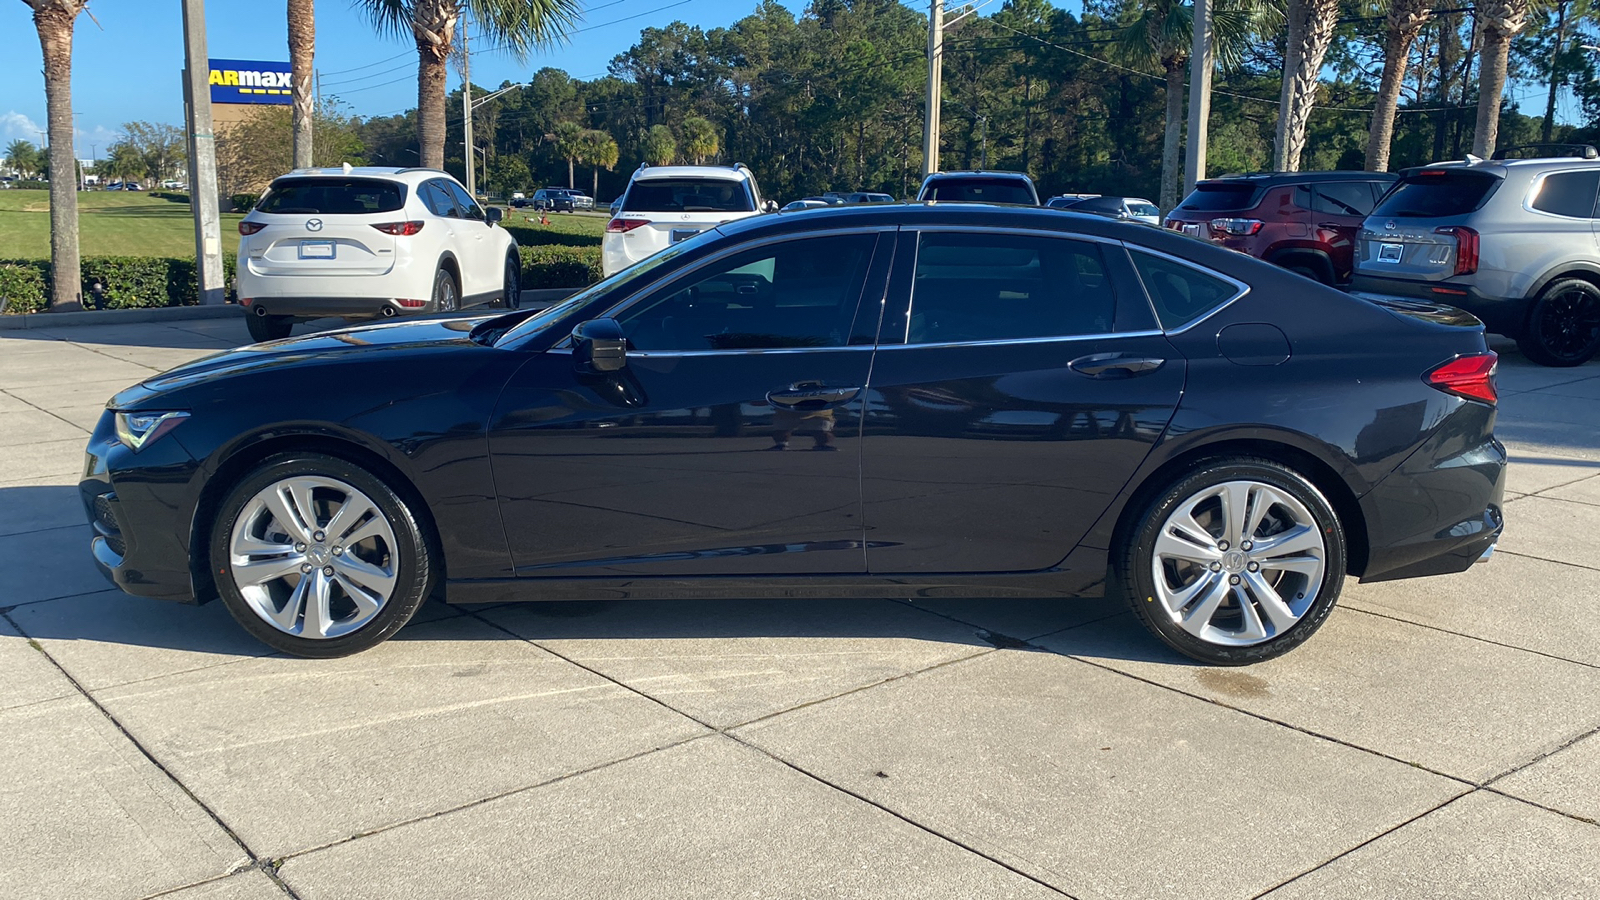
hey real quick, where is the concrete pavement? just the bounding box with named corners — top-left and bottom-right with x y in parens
top-left (1, 316), bottom-right (1597, 899)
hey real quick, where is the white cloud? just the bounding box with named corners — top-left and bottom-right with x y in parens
top-left (0, 111), bottom-right (45, 145)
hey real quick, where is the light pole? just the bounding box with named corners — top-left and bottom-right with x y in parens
top-left (923, 0), bottom-right (943, 177)
top-left (1183, 0), bottom-right (1214, 196)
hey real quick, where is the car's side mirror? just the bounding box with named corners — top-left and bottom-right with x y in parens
top-left (573, 318), bottom-right (627, 373)
top-left (761, 200), bottom-right (779, 213)
top-left (485, 206), bottom-right (503, 225)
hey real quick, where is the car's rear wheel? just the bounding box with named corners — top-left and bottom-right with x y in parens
top-left (245, 313), bottom-right (293, 343)
top-left (209, 453), bottom-right (435, 658)
top-left (1517, 278), bottom-right (1600, 367)
top-left (503, 253), bottom-right (520, 309)
top-left (1118, 458), bottom-right (1346, 665)
top-left (432, 266), bottom-right (458, 313)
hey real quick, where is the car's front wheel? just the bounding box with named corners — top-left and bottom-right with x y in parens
top-left (432, 266), bottom-right (458, 313)
top-left (1118, 458), bottom-right (1346, 665)
top-left (209, 453), bottom-right (436, 657)
top-left (1517, 278), bottom-right (1600, 367)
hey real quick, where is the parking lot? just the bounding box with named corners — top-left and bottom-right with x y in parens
top-left (2, 312), bottom-right (1598, 899)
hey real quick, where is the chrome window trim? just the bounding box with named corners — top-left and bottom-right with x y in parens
top-left (1521, 167), bottom-right (1600, 219)
top-left (903, 224), bottom-right (1124, 247)
top-left (1121, 242), bottom-right (1251, 334)
top-left (873, 330), bottom-right (1164, 351)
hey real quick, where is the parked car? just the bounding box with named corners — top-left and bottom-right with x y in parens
top-left (531, 188), bottom-right (574, 212)
top-left (782, 199), bottom-right (833, 212)
top-left (823, 191), bottom-right (896, 204)
top-left (1060, 195), bottom-right (1161, 225)
top-left (1046, 193), bottom-right (1100, 208)
top-left (602, 162), bottom-right (774, 276)
top-left (88, 203), bottom-right (1504, 664)
top-left (1350, 147), bottom-right (1600, 366)
top-left (1164, 171), bottom-right (1398, 285)
top-left (566, 189), bottom-right (596, 211)
top-left (917, 170), bottom-right (1040, 205)
top-left (234, 166), bottom-right (521, 343)
top-left (509, 196), bottom-right (530, 209)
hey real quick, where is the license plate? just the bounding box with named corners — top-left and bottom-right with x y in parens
top-left (1181, 224), bottom-right (1201, 237)
top-left (1376, 242), bottom-right (1403, 263)
top-left (670, 229), bottom-right (701, 243)
top-left (299, 240), bottom-right (335, 259)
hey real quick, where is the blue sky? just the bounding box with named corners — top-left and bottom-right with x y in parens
top-left (0, 0), bottom-right (817, 157)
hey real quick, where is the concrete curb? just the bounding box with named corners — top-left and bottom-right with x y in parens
top-left (0, 288), bottom-right (578, 331)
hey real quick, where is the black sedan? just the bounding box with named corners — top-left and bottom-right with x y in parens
top-left (82, 204), bottom-right (1506, 664)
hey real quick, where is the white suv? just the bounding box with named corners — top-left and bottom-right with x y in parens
top-left (602, 164), bottom-right (773, 275)
top-left (235, 166), bottom-right (521, 342)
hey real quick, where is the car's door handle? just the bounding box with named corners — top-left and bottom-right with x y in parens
top-left (767, 385), bottom-right (862, 408)
top-left (1069, 353), bottom-right (1166, 378)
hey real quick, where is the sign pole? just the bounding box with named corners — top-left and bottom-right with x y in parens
top-left (181, 0), bottom-right (225, 306)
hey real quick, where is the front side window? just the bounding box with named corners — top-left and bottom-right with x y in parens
top-left (1529, 171), bottom-right (1600, 218)
top-left (616, 233), bottom-right (877, 351)
top-left (623, 179), bottom-right (755, 213)
top-left (257, 178), bottom-right (406, 215)
top-left (1129, 250), bottom-right (1240, 331)
top-left (445, 181), bottom-right (485, 220)
top-left (890, 232), bottom-right (1115, 344)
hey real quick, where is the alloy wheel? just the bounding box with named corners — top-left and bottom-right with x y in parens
top-left (1535, 286), bottom-right (1600, 363)
top-left (227, 475), bottom-right (399, 639)
top-left (435, 270), bottom-right (458, 312)
top-left (1149, 480), bottom-right (1327, 647)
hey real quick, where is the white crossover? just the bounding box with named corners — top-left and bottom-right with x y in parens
top-left (602, 163), bottom-right (774, 276)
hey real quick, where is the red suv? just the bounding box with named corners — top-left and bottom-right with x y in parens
top-left (1164, 172), bottom-right (1397, 284)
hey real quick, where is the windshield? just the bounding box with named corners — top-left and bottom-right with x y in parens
top-left (1129, 201), bottom-right (1160, 217)
top-left (1178, 183), bottom-right (1259, 212)
top-left (920, 178), bottom-right (1036, 205)
top-left (623, 179), bottom-right (754, 213)
top-left (257, 178), bottom-right (406, 215)
top-left (1372, 169), bottom-right (1500, 218)
top-left (495, 230), bottom-right (718, 347)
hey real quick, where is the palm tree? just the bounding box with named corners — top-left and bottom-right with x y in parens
top-left (5, 139), bottom-right (40, 178)
top-left (679, 116), bottom-right (719, 165)
top-left (1274, 0), bottom-right (1341, 171)
top-left (356, 0), bottom-right (581, 169)
top-left (23, 0), bottom-right (90, 311)
top-left (641, 124), bottom-right (676, 167)
top-left (580, 129), bottom-right (617, 196)
top-left (552, 120), bottom-right (581, 187)
top-left (1473, 0), bottom-right (1530, 157)
top-left (289, 0), bottom-right (315, 168)
top-left (1364, 0), bottom-right (1432, 171)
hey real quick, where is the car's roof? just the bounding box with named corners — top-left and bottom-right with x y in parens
top-left (924, 170), bottom-right (1035, 182)
top-left (273, 166), bottom-right (453, 185)
top-left (1398, 157), bottom-right (1600, 176)
top-left (730, 201), bottom-right (1167, 244)
top-left (632, 165), bottom-right (751, 182)
top-left (1198, 170), bottom-right (1398, 187)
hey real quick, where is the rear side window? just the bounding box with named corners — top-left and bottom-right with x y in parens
top-left (1529, 171), bottom-right (1600, 218)
top-left (624, 179), bottom-right (754, 213)
top-left (257, 178), bottom-right (405, 215)
top-left (420, 180), bottom-right (458, 217)
top-left (920, 178), bottom-right (1036, 205)
top-left (1179, 183), bottom-right (1259, 212)
top-left (888, 232), bottom-right (1115, 343)
top-left (1372, 170), bottom-right (1499, 218)
top-left (1313, 181), bottom-right (1380, 217)
top-left (1130, 250), bottom-right (1240, 330)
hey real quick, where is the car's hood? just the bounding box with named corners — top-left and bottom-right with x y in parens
top-left (111, 314), bottom-right (501, 408)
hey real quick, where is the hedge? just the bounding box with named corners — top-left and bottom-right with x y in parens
top-left (0, 255), bottom-right (238, 314)
top-left (520, 245), bottom-right (601, 290)
top-left (503, 222), bottom-right (602, 249)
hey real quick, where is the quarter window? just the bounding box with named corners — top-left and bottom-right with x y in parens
top-left (1530, 171), bottom-right (1600, 218)
top-left (891, 232), bottom-right (1116, 344)
top-left (617, 234), bottom-right (877, 351)
top-left (1129, 250), bottom-right (1240, 330)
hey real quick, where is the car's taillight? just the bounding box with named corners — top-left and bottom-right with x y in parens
top-left (1425, 352), bottom-right (1497, 405)
top-left (371, 221), bottom-right (424, 236)
top-left (238, 222), bottom-right (266, 235)
top-left (606, 218), bottom-right (650, 233)
top-left (1435, 226), bottom-right (1478, 275)
top-left (1210, 218), bottom-right (1263, 236)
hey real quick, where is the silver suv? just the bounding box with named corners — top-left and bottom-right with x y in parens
top-left (1351, 145), bottom-right (1600, 366)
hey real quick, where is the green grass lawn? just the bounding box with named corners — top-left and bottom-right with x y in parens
top-left (0, 190), bottom-right (244, 260)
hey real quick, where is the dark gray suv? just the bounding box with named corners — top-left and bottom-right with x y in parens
top-left (1351, 147), bottom-right (1600, 366)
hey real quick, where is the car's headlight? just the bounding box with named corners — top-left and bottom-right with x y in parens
top-left (114, 411), bottom-right (189, 452)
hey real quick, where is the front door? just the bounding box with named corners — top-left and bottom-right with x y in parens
top-left (488, 230), bottom-right (891, 577)
top-left (1310, 180), bottom-right (1382, 282)
top-left (860, 229), bottom-right (1186, 574)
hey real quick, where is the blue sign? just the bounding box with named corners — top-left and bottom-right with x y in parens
top-left (209, 58), bottom-right (293, 105)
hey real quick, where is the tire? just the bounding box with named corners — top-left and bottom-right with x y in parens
top-left (1516, 278), bottom-right (1600, 367)
top-left (503, 253), bottom-right (521, 309)
top-left (245, 313), bottom-right (293, 343)
top-left (1117, 458), bottom-right (1346, 665)
top-left (209, 452), bottom-right (436, 658)
top-left (432, 266), bottom-right (458, 313)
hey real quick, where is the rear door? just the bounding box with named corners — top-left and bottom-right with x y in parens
top-left (247, 178), bottom-right (403, 277)
top-left (859, 229), bottom-right (1186, 574)
top-left (444, 180), bottom-right (501, 297)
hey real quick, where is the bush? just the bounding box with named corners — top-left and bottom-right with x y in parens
top-left (520, 245), bottom-right (602, 289)
top-left (230, 193), bottom-right (260, 212)
top-left (503, 218), bottom-right (603, 249)
top-left (0, 263), bottom-right (48, 314)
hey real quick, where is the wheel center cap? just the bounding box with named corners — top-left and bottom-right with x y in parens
top-left (1222, 550), bottom-right (1248, 573)
top-left (307, 545), bottom-right (331, 566)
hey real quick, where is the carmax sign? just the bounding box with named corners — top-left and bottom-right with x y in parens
top-left (208, 59), bottom-right (293, 105)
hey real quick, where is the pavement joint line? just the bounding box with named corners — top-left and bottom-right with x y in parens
top-left (1245, 789), bottom-right (1476, 900)
top-left (0, 521), bottom-right (91, 539)
top-left (1480, 784), bottom-right (1600, 828)
top-left (0, 608), bottom-right (306, 900)
top-left (271, 732), bottom-right (719, 864)
top-left (0, 384), bottom-right (98, 435)
top-left (1495, 547), bottom-right (1600, 573)
top-left (134, 861), bottom-right (299, 900)
top-left (1341, 605), bottom-right (1600, 671)
top-left (1478, 720), bottom-right (1600, 801)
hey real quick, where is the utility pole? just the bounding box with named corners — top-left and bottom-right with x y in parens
top-left (462, 21), bottom-right (475, 196)
top-left (181, 0), bottom-right (225, 305)
top-left (1183, 0), bottom-right (1214, 195)
top-left (922, 0), bottom-right (943, 177)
